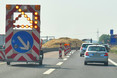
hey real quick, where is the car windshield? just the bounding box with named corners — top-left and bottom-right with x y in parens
top-left (88, 46), bottom-right (106, 51)
top-left (82, 44), bottom-right (92, 48)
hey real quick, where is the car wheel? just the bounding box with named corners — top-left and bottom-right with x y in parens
top-left (7, 62), bottom-right (10, 65)
top-left (84, 61), bottom-right (87, 65)
top-left (104, 62), bottom-right (108, 66)
top-left (39, 60), bottom-right (43, 66)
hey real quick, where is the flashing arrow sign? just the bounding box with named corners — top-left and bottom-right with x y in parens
top-left (11, 31), bottom-right (33, 53)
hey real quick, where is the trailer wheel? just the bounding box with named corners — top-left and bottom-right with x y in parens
top-left (7, 62), bottom-right (10, 65)
top-left (40, 50), bottom-right (44, 59)
top-left (39, 60), bottom-right (43, 66)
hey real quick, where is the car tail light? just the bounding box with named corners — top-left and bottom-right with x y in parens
top-left (104, 53), bottom-right (108, 56)
top-left (85, 52), bottom-right (89, 56)
top-left (80, 47), bottom-right (83, 50)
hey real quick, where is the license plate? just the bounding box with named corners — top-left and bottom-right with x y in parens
top-left (94, 54), bottom-right (100, 56)
top-left (89, 54), bottom-right (93, 56)
top-left (100, 54), bottom-right (104, 56)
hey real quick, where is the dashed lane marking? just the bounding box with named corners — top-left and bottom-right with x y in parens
top-left (43, 51), bottom-right (76, 75)
top-left (63, 58), bottom-right (67, 61)
top-left (69, 54), bottom-right (71, 56)
top-left (72, 52), bottom-right (74, 54)
top-left (43, 69), bottom-right (55, 75)
top-left (56, 62), bottom-right (63, 66)
top-left (108, 59), bottom-right (117, 66)
top-left (66, 56), bottom-right (70, 57)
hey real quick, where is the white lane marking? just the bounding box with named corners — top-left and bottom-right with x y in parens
top-left (63, 58), bottom-right (67, 61)
top-left (72, 52), bottom-right (74, 54)
top-left (43, 69), bottom-right (55, 74)
top-left (66, 56), bottom-right (70, 57)
top-left (69, 54), bottom-right (71, 56)
top-left (108, 59), bottom-right (117, 66)
top-left (0, 62), bottom-right (6, 65)
top-left (56, 62), bottom-right (63, 65)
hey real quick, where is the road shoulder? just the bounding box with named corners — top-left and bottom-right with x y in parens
top-left (109, 52), bottom-right (117, 63)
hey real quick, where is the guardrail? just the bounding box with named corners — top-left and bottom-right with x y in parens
top-left (0, 47), bottom-right (80, 59)
top-left (42, 47), bottom-right (80, 53)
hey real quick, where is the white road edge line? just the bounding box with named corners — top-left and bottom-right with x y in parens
top-left (63, 58), bottom-right (67, 61)
top-left (43, 69), bottom-right (55, 75)
top-left (56, 62), bottom-right (63, 65)
top-left (108, 59), bottom-right (117, 66)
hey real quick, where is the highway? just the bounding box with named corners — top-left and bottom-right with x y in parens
top-left (0, 50), bottom-right (117, 78)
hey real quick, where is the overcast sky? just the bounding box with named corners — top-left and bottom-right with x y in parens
top-left (0, 0), bottom-right (117, 40)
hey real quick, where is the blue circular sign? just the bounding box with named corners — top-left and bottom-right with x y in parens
top-left (11, 31), bottom-right (33, 53)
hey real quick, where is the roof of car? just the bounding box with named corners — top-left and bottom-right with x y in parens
top-left (82, 43), bottom-right (93, 44)
top-left (88, 45), bottom-right (105, 47)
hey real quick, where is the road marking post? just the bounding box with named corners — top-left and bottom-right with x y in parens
top-left (59, 43), bottom-right (62, 59)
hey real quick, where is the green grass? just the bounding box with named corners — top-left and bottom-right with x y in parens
top-left (110, 50), bottom-right (117, 54)
top-left (110, 46), bottom-right (117, 54)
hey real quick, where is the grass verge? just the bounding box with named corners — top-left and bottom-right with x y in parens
top-left (110, 46), bottom-right (117, 54)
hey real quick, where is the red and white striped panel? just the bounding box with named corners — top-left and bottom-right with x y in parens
top-left (64, 46), bottom-right (67, 56)
top-left (5, 5), bottom-right (40, 62)
top-left (0, 50), bottom-right (5, 60)
top-left (28, 5), bottom-right (40, 61)
top-left (64, 45), bottom-right (71, 56)
top-left (5, 5), bottom-right (18, 60)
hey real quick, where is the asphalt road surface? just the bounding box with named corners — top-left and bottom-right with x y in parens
top-left (0, 50), bottom-right (117, 78)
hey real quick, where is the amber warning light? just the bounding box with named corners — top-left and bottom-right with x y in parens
top-left (12, 5), bottom-right (39, 29)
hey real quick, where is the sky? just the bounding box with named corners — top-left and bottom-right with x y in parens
top-left (0, 0), bottom-right (117, 41)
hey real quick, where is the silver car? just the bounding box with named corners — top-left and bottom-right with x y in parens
top-left (80, 43), bottom-right (93, 57)
top-left (84, 45), bottom-right (108, 66)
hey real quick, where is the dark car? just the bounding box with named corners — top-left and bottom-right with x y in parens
top-left (80, 43), bottom-right (93, 57)
top-left (103, 44), bottom-right (110, 52)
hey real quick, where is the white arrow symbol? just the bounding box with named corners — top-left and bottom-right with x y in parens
top-left (17, 36), bottom-right (30, 50)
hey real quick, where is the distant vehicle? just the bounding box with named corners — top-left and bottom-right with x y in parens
top-left (80, 43), bottom-right (93, 57)
top-left (84, 45), bottom-right (108, 66)
top-left (102, 44), bottom-right (110, 52)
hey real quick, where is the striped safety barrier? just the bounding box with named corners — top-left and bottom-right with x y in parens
top-left (0, 50), bottom-right (5, 61)
top-left (64, 44), bottom-right (71, 56)
top-left (59, 43), bottom-right (62, 59)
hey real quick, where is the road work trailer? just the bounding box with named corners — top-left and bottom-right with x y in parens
top-left (5, 4), bottom-right (43, 65)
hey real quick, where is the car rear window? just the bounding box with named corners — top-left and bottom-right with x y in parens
top-left (88, 46), bottom-right (106, 51)
top-left (82, 44), bottom-right (92, 48)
